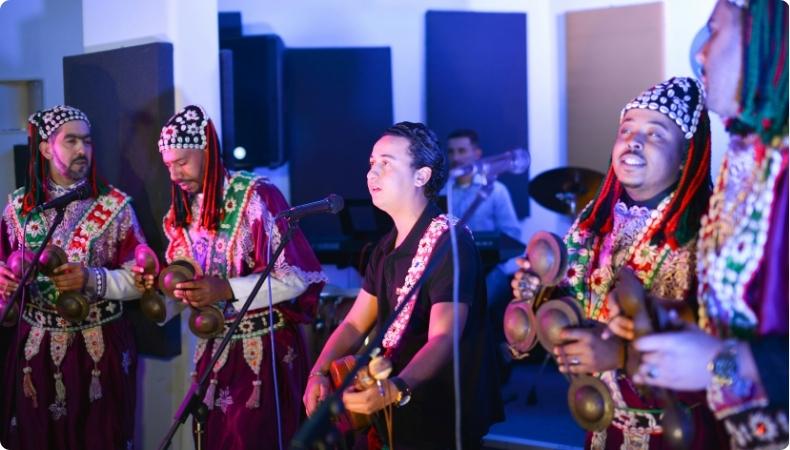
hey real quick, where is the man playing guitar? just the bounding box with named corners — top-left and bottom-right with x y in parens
top-left (303, 122), bottom-right (502, 449)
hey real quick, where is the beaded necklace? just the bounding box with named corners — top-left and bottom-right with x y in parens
top-left (696, 136), bottom-right (788, 338)
top-left (566, 194), bottom-right (674, 321)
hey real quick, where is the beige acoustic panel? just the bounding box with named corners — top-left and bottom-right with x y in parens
top-left (566, 2), bottom-right (664, 173)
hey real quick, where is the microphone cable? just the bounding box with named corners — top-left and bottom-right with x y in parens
top-left (445, 186), bottom-right (463, 450)
top-left (265, 218), bottom-right (285, 450)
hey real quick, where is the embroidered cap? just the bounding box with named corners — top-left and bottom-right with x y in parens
top-left (28, 105), bottom-right (91, 140)
top-left (158, 105), bottom-right (209, 153)
top-left (621, 77), bottom-right (706, 140)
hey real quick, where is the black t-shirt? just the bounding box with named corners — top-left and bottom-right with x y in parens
top-left (362, 203), bottom-right (503, 449)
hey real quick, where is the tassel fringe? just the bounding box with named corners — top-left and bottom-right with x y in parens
top-left (54, 372), bottom-right (66, 403)
top-left (22, 366), bottom-right (37, 408)
top-left (89, 368), bottom-right (102, 402)
top-left (204, 379), bottom-right (218, 410)
top-left (246, 380), bottom-right (262, 409)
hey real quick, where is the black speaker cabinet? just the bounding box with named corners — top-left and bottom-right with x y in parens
top-left (63, 42), bottom-right (180, 358)
top-left (220, 34), bottom-right (285, 168)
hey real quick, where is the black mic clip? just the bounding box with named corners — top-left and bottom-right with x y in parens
top-left (30, 182), bottom-right (91, 213)
top-left (276, 194), bottom-right (345, 222)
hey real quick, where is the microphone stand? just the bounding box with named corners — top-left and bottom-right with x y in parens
top-left (2, 205), bottom-right (68, 450)
top-left (157, 216), bottom-right (300, 450)
top-left (290, 181), bottom-right (498, 449)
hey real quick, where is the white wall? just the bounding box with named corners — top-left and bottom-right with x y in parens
top-left (219, 0), bottom-right (722, 243)
top-left (0, 0), bottom-right (84, 201)
top-left (0, 0), bottom-right (726, 238)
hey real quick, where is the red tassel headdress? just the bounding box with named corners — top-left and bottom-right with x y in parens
top-left (576, 77), bottom-right (713, 249)
top-left (159, 105), bottom-right (226, 231)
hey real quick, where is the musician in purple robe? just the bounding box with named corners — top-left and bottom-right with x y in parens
top-left (611, 1), bottom-right (789, 448)
top-left (0, 105), bottom-right (146, 449)
top-left (134, 104), bottom-right (325, 449)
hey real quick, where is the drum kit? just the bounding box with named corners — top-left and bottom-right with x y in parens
top-left (528, 166), bottom-right (604, 217)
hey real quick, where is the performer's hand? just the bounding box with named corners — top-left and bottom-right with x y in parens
top-left (511, 257), bottom-right (540, 301)
top-left (174, 276), bottom-right (233, 307)
top-left (604, 292), bottom-right (635, 340)
top-left (632, 325), bottom-right (722, 390)
top-left (50, 263), bottom-right (88, 292)
top-left (303, 373), bottom-right (332, 416)
top-left (0, 262), bottom-right (20, 297)
top-left (342, 380), bottom-right (399, 415)
top-left (131, 266), bottom-right (155, 293)
top-left (554, 322), bottom-right (625, 374)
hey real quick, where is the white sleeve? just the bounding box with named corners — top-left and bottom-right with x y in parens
top-left (227, 270), bottom-right (308, 310)
top-left (101, 268), bottom-right (145, 301)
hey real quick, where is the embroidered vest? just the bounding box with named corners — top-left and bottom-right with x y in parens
top-left (8, 185), bottom-right (131, 418)
top-left (163, 171), bottom-right (258, 278)
top-left (164, 171), bottom-right (285, 411)
top-left (562, 196), bottom-right (691, 322)
top-left (697, 140), bottom-right (788, 338)
top-left (9, 186), bottom-right (131, 306)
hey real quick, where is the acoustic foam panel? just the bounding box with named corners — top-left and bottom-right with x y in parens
top-left (426, 10), bottom-right (530, 218)
top-left (63, 42), bottom-right (179, 357)
top-left (284, 47), bottom-right (394, 240)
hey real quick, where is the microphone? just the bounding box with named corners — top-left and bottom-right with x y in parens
top-left (277, 194), bottom-right (344, 220)
top-left (449, 148), bottom-right (530, 179)
top-left (30, 182), bottom-right (91, 213)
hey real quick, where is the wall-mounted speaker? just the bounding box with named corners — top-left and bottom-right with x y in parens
top-left (220, 35), bottom-right (286, 168)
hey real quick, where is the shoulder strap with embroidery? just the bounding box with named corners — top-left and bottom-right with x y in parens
top-left (164, 171), bottom-right (258, 278)
top-left (10, 187), bottom-right (130, 305)
top-left (382, 214), bottom-right (457, 355)
top-left (64, 187), bottom-right (130, 262)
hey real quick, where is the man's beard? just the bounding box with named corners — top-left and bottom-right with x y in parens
top-left (67, 158), bottom-right (90, 181)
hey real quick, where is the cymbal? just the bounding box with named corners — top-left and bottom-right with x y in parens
top-left (529, 167), bottom-right (604, 216)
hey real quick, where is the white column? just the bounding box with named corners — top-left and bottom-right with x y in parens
top-left (80, 1), bottom-right (220, 449)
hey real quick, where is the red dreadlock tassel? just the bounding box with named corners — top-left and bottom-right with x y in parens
top-left (663, 114), bottom-right (712, 249)
top-left (198, 120), bottom-right (226, 231)
top-left (22, 123), bottom-right (47, 216)
top-left (578, 167), bottom-right (619, 235)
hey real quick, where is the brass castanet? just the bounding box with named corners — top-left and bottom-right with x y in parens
top-left (2, 249), bottom-right (36, 326)
top-left (503, 231), bottom-right (568, 354)
top-left (39, 245), bottom-right (89, 323)
top-left (567, 375), bottom-right (615, 432)
top-left (612, 267), bottom-right (695, 450)
top-left (159, 258), bottom-right (225, 338)
top-left (134, 245), bottom-right (167, 322)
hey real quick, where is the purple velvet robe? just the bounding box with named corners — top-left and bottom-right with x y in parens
top-left (0, 185), bottom-right (145, 450)
top-left (163, 173), bottom-right (324, 450)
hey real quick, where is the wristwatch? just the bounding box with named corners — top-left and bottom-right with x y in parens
top-left (708, 339), bottom-right (753, 398)
top-left (389, 377), bottom-right (412, 407)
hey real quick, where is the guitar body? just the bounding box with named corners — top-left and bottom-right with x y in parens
top-left (329, 355), bottom-right (373, 430)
